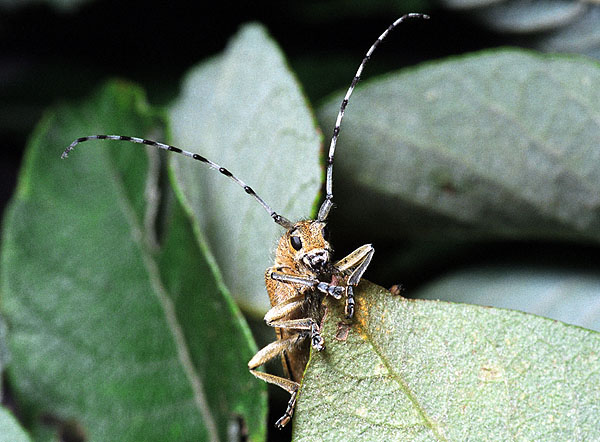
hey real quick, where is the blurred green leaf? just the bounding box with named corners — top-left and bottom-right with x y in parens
top-left (0, 313), bottom-right (8, 376)
top-left (0, 408), bottom-right (31, 442)
top-left (439, 0), bottom-right (503, 10)
top-left (414, 265), bottom-right (600, 331)
top-left (534, 6), bottom-right (600, 53)
top-left (0, 81), bottom-right (266, 441)
top-left (293, 280), bottom-right (600, 440)
top-left (318, 49), bottom-right (600, 244)
top-left (170, 23), bottom-right (322, 316)
top-left (475, 0), bottom-right (586, 33)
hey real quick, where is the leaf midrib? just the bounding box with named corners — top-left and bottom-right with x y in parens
top-left (106, 149), bottom-right (221, 442)
top-left (362, 315), bottom-right (448, 441)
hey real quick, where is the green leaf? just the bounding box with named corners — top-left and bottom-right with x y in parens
top-left (475, 1), bottom-right (586, 33)
top-left (0, 407), bottom-right (31, 442)
top-left (414, 265), bottom-right (600, 332)
top-left (293, 280), bottom-right (600, 440)
top-left (169, 23), bottom-right (322, 316)
top-left (0, 81), bottom-right (266, 441)
top-left (317, 50), bottom-right (600, 244)
top-left (440, 0), bottom-right (503, 10)
top-left (0, 313), bottom-right (8, 378)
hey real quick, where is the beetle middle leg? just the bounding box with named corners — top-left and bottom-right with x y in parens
top-left (264, 297), bottom-right (325, 350)
top-left (268, 318), bottom-right (324, 351)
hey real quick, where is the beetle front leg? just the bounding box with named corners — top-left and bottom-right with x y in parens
top-left (344, 286), bottom-right (355, 319)
top-left (333, 244), bottom-right (374, 318)
top-left (270, 271), bottom-right (345, 299)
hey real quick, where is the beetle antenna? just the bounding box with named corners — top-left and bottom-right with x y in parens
top-left (62, 135), bottom-right (294, 229)
top-left (317, 13), bottom-right (430, 222)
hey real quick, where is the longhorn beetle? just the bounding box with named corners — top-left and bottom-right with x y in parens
top-left (62, 13), bottom-right (429, 429)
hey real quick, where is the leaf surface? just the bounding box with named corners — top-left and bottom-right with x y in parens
top-left (0, 408), bottom-right (31, 442)
top-left (415, 265), bottom-right (600, 332)
top-left (475, 1), bottom-right (586, 33)
top-left (0, 82), bottom-right (265, 441)
top-left (293, 280), bottom-right (600, 441)
top-left (169, 23), bottom-right (322, 315)
top-left (317, 50), bottom-right (600, 244)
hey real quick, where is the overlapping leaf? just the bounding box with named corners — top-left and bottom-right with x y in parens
top-left (415, 265), bottom-right (600, 331)
top-left (0, 82), bottom-right (265, 441)
top-left (169, 23), bottom-right (322, 316)
top-left (317, 50), bottom-right (600, 244)
top-left (294, 281), bottom-right (600, 441)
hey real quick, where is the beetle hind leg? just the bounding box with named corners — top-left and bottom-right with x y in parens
top-left (275, 390), bottom-right (297, 429)
top-left (249, 370), bottom-right (299, 429)
top-left (248, 334), bottom-right (307, 428)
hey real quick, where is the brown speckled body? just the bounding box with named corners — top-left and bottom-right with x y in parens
top-left (265, 220), bottom-right (330, 382)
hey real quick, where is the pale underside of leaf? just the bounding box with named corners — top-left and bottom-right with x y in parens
top-left (415, 265), bottom-right (600, 332)
top-left (169, 23), bottom-right (322, 315)
top-left (318, 50), bottom-right (600, 244)
top-left (0, 407), bottom-right (32, 442)
top-left (293, 280), bottom-right (600, 441)
top-left (475, 1), bottom-right (586, 33)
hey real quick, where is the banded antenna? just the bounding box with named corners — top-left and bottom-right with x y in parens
top-left (63, 13), bottom-right (428, 229)
top-left (317, 12), bottom-right (429, 222)
top-left (61, 135), bottom-right (294, 229)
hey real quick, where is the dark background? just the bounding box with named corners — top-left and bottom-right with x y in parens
top-left (0, 0), bottom-right (502, 224)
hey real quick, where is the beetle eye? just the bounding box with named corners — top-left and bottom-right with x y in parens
top-left (321, 225), bottom-right (330, 241)
top-left (290, 235), bottom-right (302, 251)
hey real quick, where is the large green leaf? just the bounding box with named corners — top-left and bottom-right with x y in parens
top-left (474, 1), bottom-right (586, 33)
top-left (293, 280), bottom-right (600, 440)
top-left (169, 23), bottom-right (322, 316)
top-left (415, 265), bottom-right (600, 332)
top-left (317, 50), bottom-right (600, 244)
top-left (0, 82), bottom-right (265, 441)
top-left (0, 313), bottom-right (8, 378)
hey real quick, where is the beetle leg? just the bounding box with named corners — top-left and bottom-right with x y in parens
top-left (345, 286), bottom-right (355, 319)
top-left (333, 244), bottom-right (374, 318)
top-left (249, 370), bottom-right (298, 429)
top-left (263, 295), bottom-right (304, 324)
top-left (267, 318), bottom-right (324, 351)
top-left (270, 271), bottom-right (344, 299)
top-left (264, 297), bottom-right (325, 350)
top-left (248, 335), bottom-right (305, 370)
top-left (248, 335), bottom-right (306, 429)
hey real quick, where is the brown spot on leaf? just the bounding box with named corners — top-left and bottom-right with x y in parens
top-left (354, 290), bottom-right (370, 340)
top-left (479, 364), bottom-right (504, 382)
top-left (335, 322), bottom-right (352, 341)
